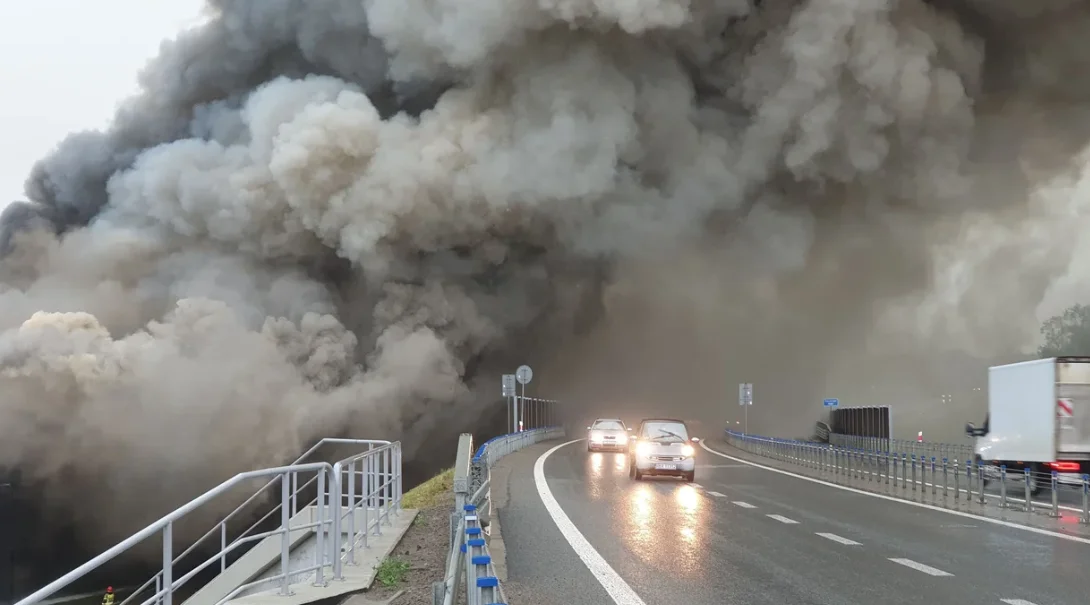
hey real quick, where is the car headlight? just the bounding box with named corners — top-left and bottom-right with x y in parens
top-left (681, 444), bottom-right (694, 457)
top-left (636, 441), bottom-right (652, 456)
top-left (590, 431), bottom-right (602, 441)
top-left (617, 434), bottom-right (628, 444)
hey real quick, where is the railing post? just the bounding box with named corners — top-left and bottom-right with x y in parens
top-left (395, 443), bottom-right (403, 514)
top-left (371, 453), bottom-right (382, 537)
top-left (280, 472), bottom-right (292, 596)
top-left (347, 461), bottom-right (357, 565)
top-left (329, 466), bottom-right (342, 579)
top-left (162, 522), bottom-right (173, 605)
top-left (315, 467), bottom-right (328, 585)
top-left (219, 523), bottom-right (226, 572)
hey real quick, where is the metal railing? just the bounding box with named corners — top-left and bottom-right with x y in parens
top-left (435, 427), bottom-right (565, 605)
top-left (113, 438), bottom-right (391, 605)
top-left (829, 433), bottom-right (973, 463)
top-left (725, 430), bottom-right (1090, 524)
top-left (16, 439), bottom-right (403, 605)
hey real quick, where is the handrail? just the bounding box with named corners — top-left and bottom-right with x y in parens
top-left (117, 438), bottom-right (390, 605)
top-left (17, 462), bottom-right (333, 605)
top-left (330, 441), bottom-right (403, 581)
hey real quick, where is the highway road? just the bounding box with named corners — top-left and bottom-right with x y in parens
top-left (497, 437), bottom-right (1090, 605)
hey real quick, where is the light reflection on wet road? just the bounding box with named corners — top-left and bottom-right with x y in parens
top-left (510, 439), bottom-right (1090, 605)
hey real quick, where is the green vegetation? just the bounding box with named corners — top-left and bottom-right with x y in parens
top-left (374, 557), bottom-right (411, 587)
top-left (1038, 303), bottom-right (1090, 357)
top-left (401, 468), bottom-right (453, 509)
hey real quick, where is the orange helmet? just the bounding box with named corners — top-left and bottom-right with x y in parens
top-left (106, 587), bottom-right (113, 593)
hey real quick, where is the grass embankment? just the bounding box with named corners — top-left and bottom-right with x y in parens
top-left (366, 468), bottom-right (455, 603)
top-left (400, 468), bottom-right (453, 509)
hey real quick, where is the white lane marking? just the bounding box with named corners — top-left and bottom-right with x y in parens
top-left (706, 491), bottom-right (727, 497)
top-left (690, 483), bottom-right (704, 489)
top-left (697, 464), bottom-right (752, 468)
top-left (888, 558), bottom-right (954, 577)
top-left (700, 441), bottom-right (1090, 546)
top-left (766, 514), bottom-right (798, 524)
top-left (535, 440), bottom-right (647, 605)
top-left (732, 501), bottom-right (756, 508)
top-left (816, 532), bottom-right (861, 546)
top-left (1000, 599), bottom-right (1038, 605)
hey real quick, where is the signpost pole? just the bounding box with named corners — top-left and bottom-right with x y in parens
top-left (515, 365), bottom-right (533, 432)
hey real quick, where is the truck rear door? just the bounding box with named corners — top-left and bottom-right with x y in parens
top-left (1056, 357), bottom-right (1090, 456)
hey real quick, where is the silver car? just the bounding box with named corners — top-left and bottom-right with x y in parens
top-left (586, 418), bottom-right (631, 452)
top-left (628, 418), bottom-right (699, 482)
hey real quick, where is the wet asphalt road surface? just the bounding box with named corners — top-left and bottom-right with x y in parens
top-left (497, 438), bottom-right (1090, 605)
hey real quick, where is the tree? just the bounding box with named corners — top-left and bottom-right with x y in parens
top-left (1038, 303), bottom-right (1090, 357)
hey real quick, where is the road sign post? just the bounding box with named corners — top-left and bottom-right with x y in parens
top-left (516, 365), bottom-right (533, 431)
top-left (738, 383), bottom-right (753, 435)
top-left (502, 374), bottom-right (516, 432)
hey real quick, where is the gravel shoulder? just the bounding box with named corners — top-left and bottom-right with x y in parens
top-left (363, 470), bottom-right (453, 605)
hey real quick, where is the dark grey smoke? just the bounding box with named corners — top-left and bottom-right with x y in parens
top-left (3, 0), bottom-right (1090, 556)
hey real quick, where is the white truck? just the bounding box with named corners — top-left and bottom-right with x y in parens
top-left (965, 356), bottom-right (1090, 495)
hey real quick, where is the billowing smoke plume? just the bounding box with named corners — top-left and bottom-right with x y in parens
top-left (4, 0), bottom-right (1090, 555)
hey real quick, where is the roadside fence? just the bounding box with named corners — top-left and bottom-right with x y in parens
top-left (725, 430), bottom-right (1090, 525)
top-left (435, 427), bottom-right (565, 605)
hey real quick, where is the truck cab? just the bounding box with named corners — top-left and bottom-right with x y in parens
top-left (967, 357), bottom-right (1090, 495)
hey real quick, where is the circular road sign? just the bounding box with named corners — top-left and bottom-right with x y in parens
top-left (515, 365), bottom-right (533, 385)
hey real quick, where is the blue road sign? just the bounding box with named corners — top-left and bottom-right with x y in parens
top-left (823, 398), bottom-right (839, 407)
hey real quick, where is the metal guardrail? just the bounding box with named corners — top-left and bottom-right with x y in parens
top-left (829, 433), bottom-right (973, 463)
top-left (435, 427), bottom-right (566, 605)
top-left (725, 430), bottom-right (1090, 524)
top-left (16, 439), bottom-right (403, 605)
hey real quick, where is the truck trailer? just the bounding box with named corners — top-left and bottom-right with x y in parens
top-left (965, 356), bottom-right (1090, 495)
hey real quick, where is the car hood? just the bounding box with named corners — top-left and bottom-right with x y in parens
top-left (589, 429), bottom-right (627, 437)
top-left (638, 440), bottom-right (690, 453)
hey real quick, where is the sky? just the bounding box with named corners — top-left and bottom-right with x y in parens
top-left (0, 0), bottom-right (208, 211)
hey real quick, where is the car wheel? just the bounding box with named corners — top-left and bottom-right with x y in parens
top-left (683, 471), bottom-right (695, 483)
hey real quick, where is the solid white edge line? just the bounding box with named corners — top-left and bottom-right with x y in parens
top-left (815, 532), bottom-right (861, 546)
top-left (699, 440), bottom-right (1090, 546)
top-left (766, 514), bottom-right (798, 524)
top-left (887, 558), bottom-right (954, 577)
top-left (999, 599), bottom-right (1038, 605)
top-left (535, 439), bottom-right (648, 605)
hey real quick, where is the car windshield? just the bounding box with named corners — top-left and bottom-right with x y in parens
top-left (592, 420), bottom-right (625, 430)
top-left (641, 422), bottom-right (688, 442)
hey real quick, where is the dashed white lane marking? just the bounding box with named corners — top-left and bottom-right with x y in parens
top-left (699, 441), bottom-right (1090, 546)
top-left (707, 491), bottom-right (727, 497)
top-left (816, 532), bottom-right (861, 546)
top-left (888, 558), bottom-right (953, 577)
top-left (690, 483), bottom-right (704, 489)
top-left (536, 440), bottom-right (647, 605)
top-left (732, 501), bottom-right (757, 508)
top-left (766, 514), bottom-right (798, 524)
top-left (1000, 599), bottom-right (1038, 605)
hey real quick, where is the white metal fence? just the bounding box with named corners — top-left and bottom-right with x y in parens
top-left (16, 439), bottom-right (402, 605)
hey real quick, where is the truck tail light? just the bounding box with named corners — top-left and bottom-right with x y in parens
top-left (1048, 461), bottom-right (1080, 472)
